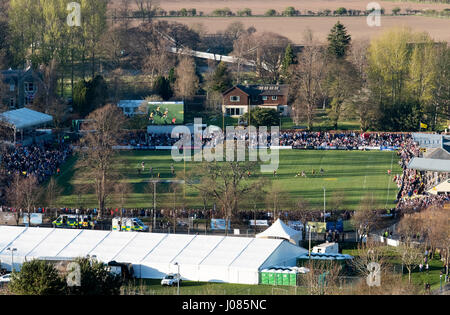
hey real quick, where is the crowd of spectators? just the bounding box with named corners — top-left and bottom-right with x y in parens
top-left (0, 142), bottom-right (72, 184)
top-left (120, 130), bottom-right (411, 149)
top-left (393, 137), bottom-right (449, 211)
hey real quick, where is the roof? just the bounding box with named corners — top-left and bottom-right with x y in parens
top-left (223, 84), bottom-right (289, 97)
top-left (0, 108), bottom-right (53, 130)
top-left (118, 100), bottom-right (184, 108)
top-left (297, 253), bottom-right (353, 260)
top-left (117, 100), bottom-right (147, 108)
top-left (256, 219), bottom-right (302, 245)
top-left (0, 226), bottom-right (304, 269)
top-left (1, 67), bottom-right (35, 84)
top-left (408, 157), bottom-right (450, 172)
top-left (424, 148), bottom-right (450, 160)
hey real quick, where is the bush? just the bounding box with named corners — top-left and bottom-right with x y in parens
top-left (9, 260), bottom-right (66, 295)
top-left (283, 7), bottom-right (296, 16)
top-left (180, 8), bottom-right (188, 16)
top-left (392, 7), bottom-right (401, 15)
top-left (265, 9), bottom-right (277, 16)
top-left (152, 75), bottom-right (173, 100)
top-left (212, 7), bottom-right (232, 16)
top-left (237, 8), bottom-right (252, 16)
top-left (335, 7), bottom-right (347, 15)
top-left (67, 257), bottom-right (122, 295)
top-left (242, 107), bottom-right (280, 127)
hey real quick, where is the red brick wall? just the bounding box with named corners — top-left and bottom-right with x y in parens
top-left (260, 94), bottom-right (287, 106)
top-left (223, 87), bottom-right (249, 106)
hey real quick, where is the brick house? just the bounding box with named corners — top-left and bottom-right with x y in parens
top-left (222, 84), bottom-right (290, 117)
top-left (1, 67), bottom-right (38, 109)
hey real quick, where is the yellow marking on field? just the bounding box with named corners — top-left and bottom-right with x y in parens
top-left (324, 178), bottom-right (338, 181)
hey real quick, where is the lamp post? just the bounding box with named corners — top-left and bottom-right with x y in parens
top-left (153, 181), bottom-right (157, 231)
top-left (174, 262), bottom-right (180, 295)
top-left (7, 247), bottom-right (17, 272)
top-left (323, 187), bottom-right (326, 223)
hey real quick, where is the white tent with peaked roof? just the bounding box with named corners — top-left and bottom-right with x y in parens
top-left (256, 219), bottom-right (302, 245)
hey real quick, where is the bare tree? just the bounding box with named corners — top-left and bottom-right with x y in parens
top-left (397, 213), bottom-right (422, 244)
top-left (289, 29), bottom-right (326, 129)
top-left (188, 161), bottom-right (257, 235)
top-left (21, 175), bottom-right (41, 217)
top-left (350, 239), bottom-right (390, 279)
top-left (113, 180), bottom-right (133, 228)
top-left (46, 177), bottom-right (62, 211)
top-left (6, 174), bottom-right (23, 225)
top-left (329, 190), bottom-right (345, 211)
top-left (231, 29), bottom-right (258, 84)
top-left (174, 56), bottom-right (199, 100)
top-left (349, 39), bottom-right (370, 84)
top-left (299, 260), bottom-right (343, 295)
top-left (134, 0), bottom-right (159, 22)
top-left (254, 32), bottom-right (291, 83)
top-left (31, 60), bottom-right (69, 130)
top-left (77, 104), bottom-right (126, 218)
top-left (398, 244), bottom-right (423, 284)
top-left (265, 181), bottom-right (291, 220)
top-left (143, 39), bottom-right (174, 77)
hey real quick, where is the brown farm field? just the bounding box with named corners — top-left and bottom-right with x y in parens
top-left (110, 0), bottom-right (450, 14)
top-left (153, 15), bottom-right (450, 43)
top-left (109, 1), bottom-right (450, 43)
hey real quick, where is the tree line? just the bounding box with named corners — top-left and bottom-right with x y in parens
top-left (287, 23), bottom-right (450, 131)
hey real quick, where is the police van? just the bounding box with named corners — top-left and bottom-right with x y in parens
top-left (112, 217), bottom-right (149, 232)
top-left (52, 214), bottom-right (94, 229)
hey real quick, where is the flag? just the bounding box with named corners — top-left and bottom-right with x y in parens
top-left (420, 122), bottom-right (428, 129)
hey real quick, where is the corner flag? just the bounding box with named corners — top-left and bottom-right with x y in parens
top-left (420, 122), bottom-right (428, 129)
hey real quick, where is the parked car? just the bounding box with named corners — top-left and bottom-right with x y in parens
top-left (0, 274), bottom-right (11, 283)
top-left (161, 273), bottom-right (181, 286)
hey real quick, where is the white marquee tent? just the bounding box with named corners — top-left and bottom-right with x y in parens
top-left (0, 108), bottom-right (53, 130)
top-left (256, 219), bottom-right (303, 245)
top-left (0, 226), bottom-right (307, 285)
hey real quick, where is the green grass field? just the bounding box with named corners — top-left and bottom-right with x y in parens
top-left (121, 279), bottom-right (308, 295)
top-left (54, 149), bottom-right (402, 211)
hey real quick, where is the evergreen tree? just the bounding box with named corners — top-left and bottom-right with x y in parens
top-left (242, 107), bottom-right (280, 127)
top-left (281, 43), bottom-right (296, 80)
top-left (153, 75), bottom-right (173, 100)
top-left (9, 260), bottom-right (66, 295)
top-left (327, 21), bottom-right (352, 59)
top-left (209, 62), bottom-right (233, 93)
top-left (67, 257), bottom-right (122, 295)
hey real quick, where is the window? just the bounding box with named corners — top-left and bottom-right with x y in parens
top-left (272, 96), bottom-right (278, 100)
top-left (230, 95), bottom-right (240, 102)
top-left (10, 84), bottom-right (15, 92)
top-left (24, 94), bottom-right (33, 105)
top-left (262, 96), bottom-right (268, 101)
top-left (24, 82), bottom-right (34, 92)
top-left (226, 107), bottom-right (241, 116)
top-left (9, 97), bottom-right (15, 108)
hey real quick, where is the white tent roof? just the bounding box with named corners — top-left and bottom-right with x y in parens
top-left (0, 226), bottom-right (307, 284)
top-left (0, 108), bottom-right (53, 130)
top-left (256, 219), bottom-right (302, 245)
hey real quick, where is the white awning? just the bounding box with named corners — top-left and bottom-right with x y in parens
top-left (256, 219), bottom-right (302, 245)
top-left (408, 157), bottom-right (450, 173)
top-left (0, 108), bottom-right (53, 130)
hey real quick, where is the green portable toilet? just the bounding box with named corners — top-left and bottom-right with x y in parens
top-left (268, 269), bottom-right (275, 285)
top-left (289, 270), bottom-right (297, 286)
top-left (276, 270), bottom-right (283, 285)
top-left (260, 269), bottom-right (269, 284)
top-left (282, 270), bottom-right (290, 286)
